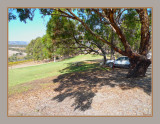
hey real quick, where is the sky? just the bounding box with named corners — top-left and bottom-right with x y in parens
top-left (9, 9), bottom-right (51, 43)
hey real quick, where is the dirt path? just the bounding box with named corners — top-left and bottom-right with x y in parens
top-left (8, 67), bottom-right (152, 116)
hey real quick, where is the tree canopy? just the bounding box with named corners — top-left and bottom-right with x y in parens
top-left (9, 8), bottom-right (152, 77)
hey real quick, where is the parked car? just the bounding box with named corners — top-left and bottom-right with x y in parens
top-left (147, 51), bottom-right (152, 59)
top-left (106, 56), bottom-right (130, 68)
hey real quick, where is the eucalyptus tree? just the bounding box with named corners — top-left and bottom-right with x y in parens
top-left (9, 8), bottom-right (152, 77)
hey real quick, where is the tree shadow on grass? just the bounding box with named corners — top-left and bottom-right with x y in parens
top-left (59, 62), bottom-right (102, 74)
top-left (52, 62), bottom-right (152, 111)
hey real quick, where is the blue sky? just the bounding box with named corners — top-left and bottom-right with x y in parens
top-left (9, 9), bottom-right (51, 42)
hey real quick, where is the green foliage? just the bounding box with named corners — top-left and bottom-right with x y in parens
top-left (41, 34), bottom-right (55, 58)
top-left (121, 9), bottom-right (141, 51)
top-left (46, 15), bottom-right (79, 57)
top-left (26, 37), bottom-right (48, 60)
top-left (8, 54), bottom-right (18, 62)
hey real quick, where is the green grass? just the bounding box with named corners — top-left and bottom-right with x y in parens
top-left (9, 54), bottom-right (103, 87)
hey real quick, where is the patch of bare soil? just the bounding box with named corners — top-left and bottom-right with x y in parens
top-left (8, 67), bottom-right (152, 116)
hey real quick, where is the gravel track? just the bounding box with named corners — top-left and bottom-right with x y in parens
top-left (8, 67), bottom-right (152, 116)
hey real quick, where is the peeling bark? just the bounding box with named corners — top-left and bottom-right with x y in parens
top-left (136, 9), bottom-right (150, 56)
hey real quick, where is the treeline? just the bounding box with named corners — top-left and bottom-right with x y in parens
top-left (26, 35), bottom-right (80, 61)
top-left (8, 54), bottom-right (28, 62)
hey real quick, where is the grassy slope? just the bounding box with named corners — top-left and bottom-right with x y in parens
top-left (9, 54), bottom-right (103, 87)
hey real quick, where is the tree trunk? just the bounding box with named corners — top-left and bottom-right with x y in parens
top-left (102, 54), bottom-right (107, 65)
top-left (54, 56), bottom-right (56, 62)
top-left (127, 57), bottom-right (151, 78)
top-left (110, 29), bottom-right (114, 60)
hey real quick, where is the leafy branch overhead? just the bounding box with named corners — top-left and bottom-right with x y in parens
top-left (9, 8), bottom-right (152, 77)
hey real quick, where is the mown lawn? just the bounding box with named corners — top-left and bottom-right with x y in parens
top-left (9, 54), bottom-right (103, 87)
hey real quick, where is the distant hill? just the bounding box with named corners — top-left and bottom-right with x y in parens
top-left (9, 41), bottom-right (29, 45)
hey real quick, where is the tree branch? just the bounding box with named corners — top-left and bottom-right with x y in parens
top-left (136, 8), bottom-right (150, 55)
top-left (102, 8), bottom-right (133, 56)
top-left (91, 8), bottom-right (111, 25)
top-left (57, 9), bottom-right (77, 20)
top-left (72, 32), bottom-right (100, 54)
top-left (115, 9), bottom-right (127, 23)
top-left (64, 8), bottom-right (127, 56)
